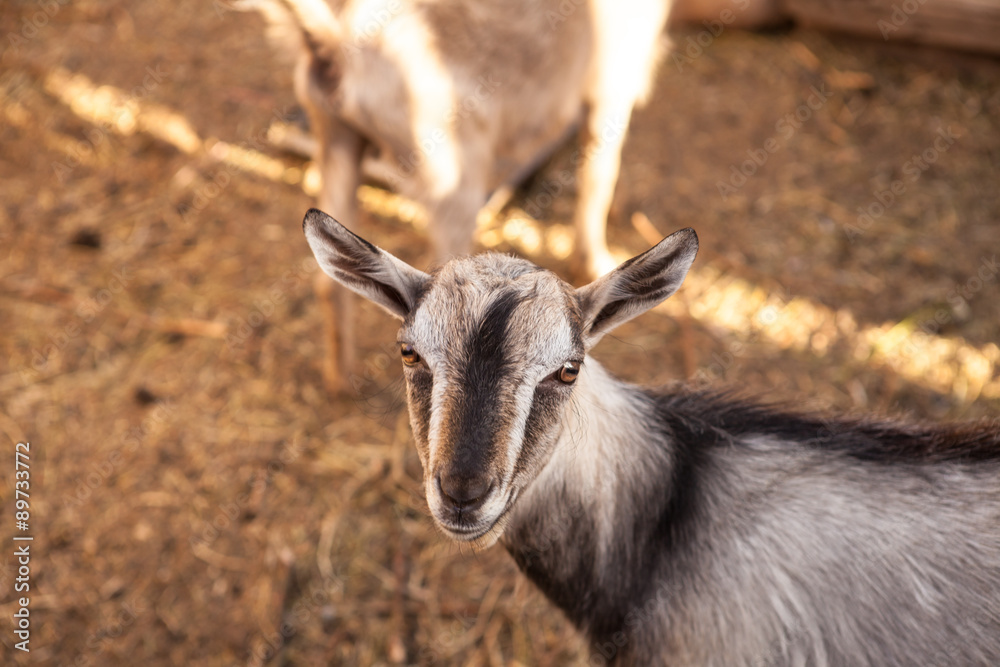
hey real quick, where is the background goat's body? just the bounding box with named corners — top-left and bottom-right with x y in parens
top-left (262, 0), bottom-right (671, 388)
top-left (509, 360), bottom-right (1000, 665)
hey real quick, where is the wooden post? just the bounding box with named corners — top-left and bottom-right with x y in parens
top-left (782, 0), bottom-right (1000, 55)
top-left (671, 0), bottom-right (1000, 56)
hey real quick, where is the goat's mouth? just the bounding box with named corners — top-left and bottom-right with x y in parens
top-left (435, 488), bottom-right (520, 545)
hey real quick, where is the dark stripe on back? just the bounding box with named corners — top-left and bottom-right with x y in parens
top-left (656, 389), bottom-right (1000, 464)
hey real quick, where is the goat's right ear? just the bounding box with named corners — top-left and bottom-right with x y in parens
top-left (303, 208), bottom-right (430, 319)
top-left (575, 228), bottom-right (698, 348)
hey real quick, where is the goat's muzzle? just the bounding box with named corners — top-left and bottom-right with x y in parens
top-left (437, 471), bottom-right (494, 513)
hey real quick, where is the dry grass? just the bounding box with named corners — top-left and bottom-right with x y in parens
top-left (1, 1), bottom-right (998, 665)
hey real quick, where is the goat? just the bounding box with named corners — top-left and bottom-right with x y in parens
top-left (302, 207), bottom-right (1000, 666)
top-left (254, 0), bottom-right (673, 391)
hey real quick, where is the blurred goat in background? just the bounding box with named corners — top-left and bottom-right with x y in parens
top-left (253, 0), bottom-right (676, 392)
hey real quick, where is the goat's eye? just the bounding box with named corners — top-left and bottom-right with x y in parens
top-left (400, 343), bottom-right (421, 366)
top-left (558, 360), bottom-right (581, 384)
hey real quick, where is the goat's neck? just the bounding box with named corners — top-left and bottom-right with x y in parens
top-left (502, 357), bottom-right (674, 635)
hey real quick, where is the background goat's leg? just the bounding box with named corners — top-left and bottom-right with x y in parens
top-left (572, 100), bottom-right (635, 280)
top-left (310, 115), bottom-right (365, 393)
top-left (572, 0), bottom-right (670, 281)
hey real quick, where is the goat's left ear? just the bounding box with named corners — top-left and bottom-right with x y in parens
top-left (576, 228), bottom-right (698, 348)
top-left (303, 208), bottom-right (430, 319)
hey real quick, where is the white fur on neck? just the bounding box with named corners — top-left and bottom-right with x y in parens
top-left (510, 356), bottom-right (669, 571)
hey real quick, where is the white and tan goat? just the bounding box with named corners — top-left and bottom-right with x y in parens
top-left (257, 0), bottom-right (673, 390)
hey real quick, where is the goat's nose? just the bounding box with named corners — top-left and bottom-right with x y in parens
top-left (437, 471), bottom-right (493, 511)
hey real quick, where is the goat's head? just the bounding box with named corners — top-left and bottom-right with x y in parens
top-left (303, 209), bottom-right (697, 544)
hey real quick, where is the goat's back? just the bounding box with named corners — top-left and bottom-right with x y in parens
top-left (636, 391), bottom-right (1000, 666)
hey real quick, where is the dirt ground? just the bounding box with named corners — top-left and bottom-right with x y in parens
top-left (1, 1), bottom-right (999, 665)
